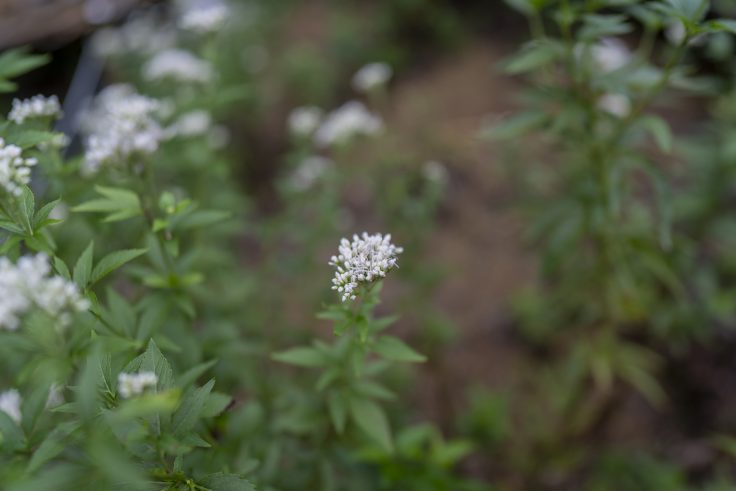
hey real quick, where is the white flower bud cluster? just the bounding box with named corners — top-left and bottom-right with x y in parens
top-left (351, 62), bottom-right (392, 93)
top-left (288, 106), bottom-right (322, 136)
top-left (179, 1), bottom-right (229, 33)
top-left (0, 138), bottom-right (37, 197)
top-left (329, 233), bottom-right (403, 302)
top-left (314, 101), bottom-right (383, 148)
top-left (0, 389), bottom-right (21, 424)
top-left (118, 371), bottom-right (158, 398)
top-left (0, 254), bottom-right (90, 331)
top-left (93, 17), bottom-right (176, 58)
top-left (143, 49), bottom-right (214, 84)
top-left (82, 84), bottom-right (163, 175)
top-left (8, 95), bottom-right (61, 124)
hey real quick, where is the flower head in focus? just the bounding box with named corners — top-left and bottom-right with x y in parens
top-left (8, 95), bottom-right (61, 124)
top-left (0, 389), bottom-right (21, 424)
top-left (352, 62), bottom-right (392, 93)
top-left (81, 84), bottom-right (163, 175)
top-left (0, 138), bottom-right (36, 196)
top-left (314, 101), bottom-right (383, 148)
top-left (329, 232), bottom-right (403, 302)
top-left (143, 49), bottom-right (214, 84)
top-left (118, 371), bottom-right (159, 399)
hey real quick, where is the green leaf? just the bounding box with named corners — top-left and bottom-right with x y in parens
top-left (178, 359), bottom-right (218, 388)
top-left (327, 391), bottom-right (347, 434)
top-left (90, 248), bottom-right (147, 285)
top-left (73, 186), bottom-right (142, 223)
top-left (504, 39), bottom-right (565, 74)
top-left (199, 473), bottom-right (255, 491)
top-left (271, 346), bottom-right (328, 367)
top-left (171, 379), bottom-right (215, 436)
top-left (124, 339), bottom-right (174, 391)
top-left (373, 336), bottom-right (426, 363)
top-left (349, 397), bottom-right (392, 452)
top-left (482, 110), bottom-right (548, 140)
top-left (202, 392), bottom-right (232, 417)
top-left (26, 422), bottom-right (79, 473)
top-left (0, 410), bottom-right (25, 451)
top-left (18, 186), bottom-right (34, 234)
top-left (33, 198), bottom-right (61, 229)
top-left (73, 242), bottom-right (94, 288)
top-left (638, 115), bottom-right (673, 153)
top-left (0, 48), bottom-right (49, 80)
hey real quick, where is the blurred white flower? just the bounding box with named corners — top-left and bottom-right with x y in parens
top-left (165, 110), bottom-right (213, 138)
top-left (0, 389), bottom-right (21, 424)
top-left (179, 0), bottom-right (229, 33)
top-left (81, 84), bottom-right (163, 175)
top-left (591, 38), bottom-right (630, 73)
top-left (118, 371), bottom-right (158, 398)
top-left (288, 106), bottom-right (322, 136)
top-left (143, 49), bottom-right (214, 84)
top-left (92, 16), bottom-right (176, 58)
top-left (8, 95), bottom-right (61, 124)
top-left (0, 254), bottom-right (90, 331)
top-left (0, 138), bottom-right (36, 197)
top-left (352, 62), bottom-right (392, 93)
top-left (49, 201), bottom-right (69, 222)
top-left (46, 383), bottom-right (64, 408)
top-left (422, 160), bottom-right (449, 184)
top-left (314, 101), bottom-right (383, 148)
top-left (208, 125), bottom-right (231, 149)
top-left (288, 155), bottom-right (331, 191)
top-left (329, 232), bottom-right (403, 302)
top-left (598, 93), bottom-right (631, 117)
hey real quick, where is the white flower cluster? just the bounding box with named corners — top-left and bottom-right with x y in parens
top-left (118, 371), bottom-right (158, 398)
top-left (422, 160), bottom-right (449, 184)
top-left (591, 38), bottom-right (630, 73)
top-left (8, 95), bottom-right (61, 124)
top-left (0, 254), bottom-right (90, 331)
top-left (0, 138), bottom-right (36, 197)
top-left (288, 106), bottom-right (322, 136)
top-left (164, 109), bottom-right (213, 139)
top-left (0, 389), bottom-right (21, 424)
top-left (143, 49), bottom-right (214, 84)
top-left (598, 93), bottom-right (631, 117)
top-left (352, 62), bottom-right (392, 93)
top-left (314, 101), bottom-right (383, 148)
top-left (288, 155), bottom-right (331, 191)
top-left (179, 0), bottom-right (229, 33)
top-left (93, 15), bottom-right (176, 58)
top-left (82, 84), bottom-right (163, 175)
top-left (329, 233), bottom-right (403, 302)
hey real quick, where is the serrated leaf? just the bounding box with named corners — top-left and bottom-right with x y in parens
top-left (90, 248), bottom-right (147, 285)
top-left (171, 379), bottom-right (215, 436)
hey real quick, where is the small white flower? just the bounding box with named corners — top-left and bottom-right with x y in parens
top-left (0, 254), bottom-right (89, 331)
top-left (179, 0), bottom-right (229, 33)
top-left (352, 62), bottom-right (392, 93)
top-left (0, 138), bottom-right (37, 196)
top-left (0, 389), bottom-right (21, 424)
top-left (288, 156), bottom-right (332, 191)
top-left (591, 38), bottom-right (630, 73)
top-left (81, 84), bottom-right (163, 175)
top-left (165, 110), bottom-right (213, 139)
top-left (288, 106), bottom-right (323, 136)
top-left (329, 232), bottom-right (403, 302)
top-left (314, 101), bottom-right (383, 148)
top-left (143, 49), bottom-right (214, 84)
top-left (8, 95), bottom-right (61, 124)
top-left (92, 16), bottom-right (176, 58)
top-left (598, 93), bottom-right (631, 117)
top-left (422, 160), bottom-right (449, 184)
top-left (46, 383), bottom-right (64, 408)
top-left (118, 371), bottom-right (158, 399)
